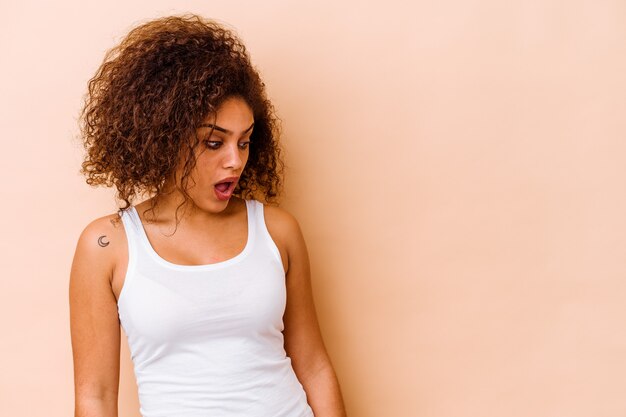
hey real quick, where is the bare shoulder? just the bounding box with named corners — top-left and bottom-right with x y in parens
top-left (262, 203), bottom-right (308, 274)
top-left (77, 212), bottom-right (126, 253)
top-left (263, 204), bottom-right (301, 238)
top-left (73, 211), bottom-right (128, 283)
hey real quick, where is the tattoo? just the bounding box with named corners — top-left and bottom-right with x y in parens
top-left (110, 216), bottom-right (121, 228)
top-left (97, 235), bottom-right (110, 247)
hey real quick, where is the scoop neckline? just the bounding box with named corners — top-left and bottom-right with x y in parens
top-left (129, 200), bottom-right (254, 271)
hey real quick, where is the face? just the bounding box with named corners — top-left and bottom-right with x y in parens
top-left (172, 96), bottom-right (254, 213)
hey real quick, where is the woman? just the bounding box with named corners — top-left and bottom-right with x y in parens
top-left (69, 14), bottom-right (347, 417)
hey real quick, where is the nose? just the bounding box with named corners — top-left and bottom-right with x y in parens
top-left (223, 142), bottom-right (244, 170)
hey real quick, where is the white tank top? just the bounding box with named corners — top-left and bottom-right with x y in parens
top-left (117, 199), bottom-right (314, 417)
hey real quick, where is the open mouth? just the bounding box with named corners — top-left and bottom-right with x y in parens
top-left (214, 178), bottom-right (238, 200)
top-left (215, 181), bottom-right (233, 193)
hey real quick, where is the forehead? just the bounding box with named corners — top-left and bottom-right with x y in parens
top-left (201, 96), bottom-right (254, 128)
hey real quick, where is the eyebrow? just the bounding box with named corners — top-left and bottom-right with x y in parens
top-left (198, 122), bottom-right (255, 135)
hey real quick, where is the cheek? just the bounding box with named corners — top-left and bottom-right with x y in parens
top-left (190, 155), bottom-right (218, 182)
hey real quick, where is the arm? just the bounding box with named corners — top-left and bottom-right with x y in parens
top-left (69, 218), bottom-right (122, 417)
top-left (266, 206), bottom-right (348, 417)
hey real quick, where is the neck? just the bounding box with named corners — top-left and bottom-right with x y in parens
top-left (140, 185), bottom-right (239, 227)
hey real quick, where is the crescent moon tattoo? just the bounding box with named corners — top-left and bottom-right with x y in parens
top-left (98, 235), bottom-right (110, 247)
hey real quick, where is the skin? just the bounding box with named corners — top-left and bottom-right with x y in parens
top-left (69, 96), bottom-right (347, 417)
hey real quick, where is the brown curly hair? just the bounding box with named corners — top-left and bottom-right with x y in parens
top-left (78, 13), bottom-right (284, 217)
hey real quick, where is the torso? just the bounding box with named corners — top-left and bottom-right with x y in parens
top-left (104, 197), bottom-right (289, 303)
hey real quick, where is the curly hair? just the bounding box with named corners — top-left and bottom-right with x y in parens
top-left (78, 13), bottom-right (284, 217)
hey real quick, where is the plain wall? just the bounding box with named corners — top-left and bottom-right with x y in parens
top-left (1, 0), bottom-right (625, 416)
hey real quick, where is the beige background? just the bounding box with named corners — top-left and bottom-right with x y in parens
top-left (1, 0), bottom-right (625, 416)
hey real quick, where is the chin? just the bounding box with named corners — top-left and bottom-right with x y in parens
top-left (186, 195), bottom-right (225, 213)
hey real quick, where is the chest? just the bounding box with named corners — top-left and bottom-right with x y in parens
top-left (118, 257), bottom-right (288, 343)
top-left (111, 216), bottom-right (246, 301)
top-left (146, 221), bottom-right (249, 265)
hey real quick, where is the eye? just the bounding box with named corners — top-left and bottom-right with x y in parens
top-left (239, 141), bottom-right (251, 150)
top-left (204, 140), bottom-right (222, 150)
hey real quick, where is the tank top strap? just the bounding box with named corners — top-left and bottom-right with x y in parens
top-left (116, 206), bottom-right (144, 308)
top-left (119, 206), bottom-right (144, 251)
top-left (246, 198), bottom-right (256, 233)
top-left (250, 199), bottom-right (284, 270)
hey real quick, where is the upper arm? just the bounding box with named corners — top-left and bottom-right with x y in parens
top-left (69, 216), bottom-right (122, 407)
top-left (264, 205), bottom-right (333, 379)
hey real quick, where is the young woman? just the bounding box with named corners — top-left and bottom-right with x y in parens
top-left (69, 14), bottom-right (347, 417)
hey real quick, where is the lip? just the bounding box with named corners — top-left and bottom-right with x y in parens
top-left (214, 176), bottom-right (240, 185)
top-left (213, 176), bottom-right (239, 201)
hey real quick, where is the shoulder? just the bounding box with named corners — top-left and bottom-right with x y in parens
top-left (77, 212), bottom-right (127, 250)
top-left (73, 211), bottom-right (128, 282)
top-left (262, 202), bottom-right (301, 237)
top-left (261, 202), bottom-right (308, 273)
